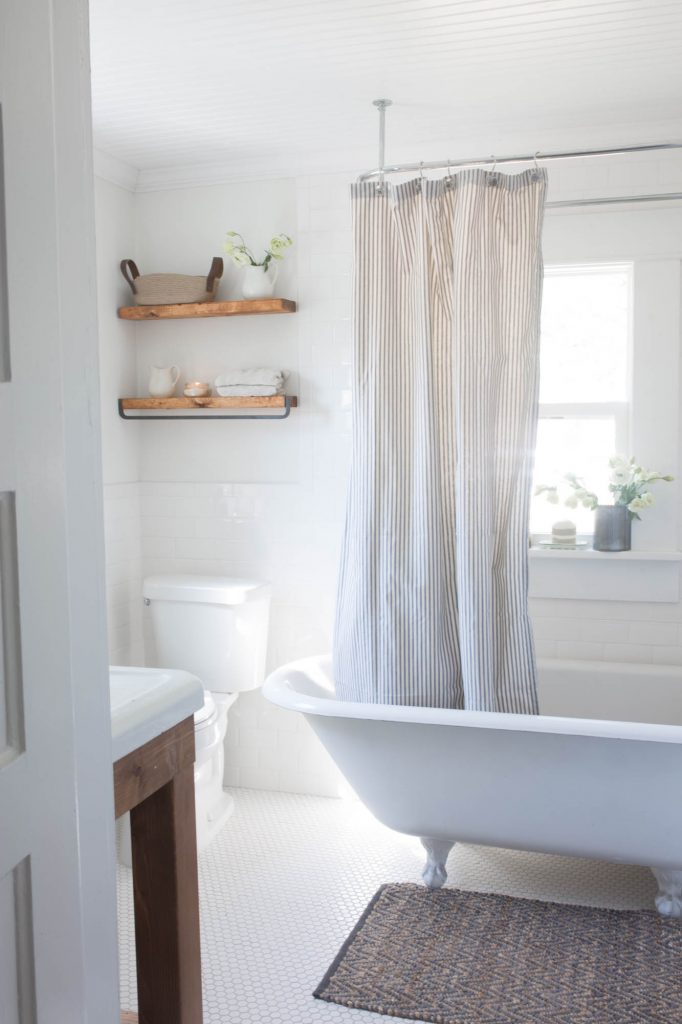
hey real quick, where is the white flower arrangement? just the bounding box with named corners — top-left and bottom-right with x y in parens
top-left (536, 456), bottom-right (673, 521)
top-left (224, 231), bottom-right (293, 273)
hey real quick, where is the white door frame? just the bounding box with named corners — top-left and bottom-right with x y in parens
top-left (0, 1), bottom-right (119, 1021)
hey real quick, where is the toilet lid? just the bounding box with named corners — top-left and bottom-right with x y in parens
top-left (194, 690), bottom-right (216, 727)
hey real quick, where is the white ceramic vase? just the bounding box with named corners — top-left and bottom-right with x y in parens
top-left (241, 263), bottom-right (277, 300)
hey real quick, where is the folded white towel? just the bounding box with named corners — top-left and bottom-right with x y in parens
top-left (214, 368), bottom-right (288, 389)
top-left (215, 384), bottom-right (282, 397)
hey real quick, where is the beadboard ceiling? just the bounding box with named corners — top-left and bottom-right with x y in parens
top-left (89, 0), bottom-right (682, 188)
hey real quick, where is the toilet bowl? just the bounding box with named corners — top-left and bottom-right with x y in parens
top-left (193, 690), bottom-right (238, 849)
top-left (118, 575), bottom-right (271, 865)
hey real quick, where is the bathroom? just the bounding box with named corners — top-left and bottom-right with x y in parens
top-left (2, 2), bottom-right (682, 1023)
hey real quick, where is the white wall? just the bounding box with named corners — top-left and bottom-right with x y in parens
top-left (132, 175), bottom-right (350, 795)
top-left (96, 150), bottom-right (682, 796)
top-left (94, 177), bottom-right (144, 665)
top-left (133, 179), bottom-right (303, 482)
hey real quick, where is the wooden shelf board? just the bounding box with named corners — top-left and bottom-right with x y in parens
top-left (118, 298), bottom-right (296, 320)
top-left (120, 395), bottom-right (297, 410)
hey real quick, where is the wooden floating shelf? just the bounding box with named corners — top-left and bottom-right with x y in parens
top-left (120, 396), bottom-right (297, 410)
top-left (118, 395), bottom-right (298, 420)
top-left (118, 298), bottom-right (296, 320)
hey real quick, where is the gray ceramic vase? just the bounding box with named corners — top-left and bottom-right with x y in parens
top-left (593, 504), bottom-right (631, 552)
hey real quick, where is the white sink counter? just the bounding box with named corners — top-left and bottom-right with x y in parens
top-left (110, 666), bottom-right (203, 761)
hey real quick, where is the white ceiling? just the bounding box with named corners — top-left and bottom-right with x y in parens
top-left (89, 0), bottom-right (682, 183)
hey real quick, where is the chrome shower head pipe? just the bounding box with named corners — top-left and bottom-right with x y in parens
top-left (373, 99), bottom-right (392, 183)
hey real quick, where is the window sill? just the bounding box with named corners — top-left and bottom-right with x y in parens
top-left (529, 548), bottom-right (682, 562)
top-left (528, 548), bottom-right (681, 602)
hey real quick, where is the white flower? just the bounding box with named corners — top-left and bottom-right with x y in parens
top-left (608, 455), bottom-right (630, 484)
top-left (564, 494), bottom-right (579, 508)
top-left (610, 468), bottom-right (630, 486)
top-left (640, 491), bottom-right (655, 507)
top-left (269, 234), bottom-right (292, 254)
top-left (231, 250), bottom-right (252, 267)
top-left (571, 485), bottom-right (598, 510)
top-left (547, 492), bottom-right (560, 505)
top-left (628, 496), bottom-right (647, 513)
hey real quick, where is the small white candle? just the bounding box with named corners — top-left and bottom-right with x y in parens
top-left (551, 520), bottom-right (577, 546)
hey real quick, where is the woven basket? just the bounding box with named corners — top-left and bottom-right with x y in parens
top-left (120, 257), bottom-right (223, 305)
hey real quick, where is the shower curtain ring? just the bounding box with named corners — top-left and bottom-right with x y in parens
top-left (488, 155), bottom-right (498, 186)
top-left (445, 159), bottom-right (453, 187)
top-left (532, 151), bottom-right (541, 180)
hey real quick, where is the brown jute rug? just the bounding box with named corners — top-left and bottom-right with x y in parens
top-left (314, 883), bottom-right (682, 1024)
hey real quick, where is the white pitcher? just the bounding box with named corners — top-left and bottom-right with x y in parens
top-left (241, 263), bottom-right (278, 300)
top-left (148, 365), bottom-right (179, 398)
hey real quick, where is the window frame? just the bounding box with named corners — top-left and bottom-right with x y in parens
top-left (526, 207), bottom-right (681, 599)
top-left (532, 261), bottom-right (634, 544)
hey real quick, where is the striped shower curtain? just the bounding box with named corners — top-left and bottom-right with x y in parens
top-left (333, 168), bottom-right (547, 713)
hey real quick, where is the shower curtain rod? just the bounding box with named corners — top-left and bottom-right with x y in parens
top-left (360, 99), bottom-right (682, 208)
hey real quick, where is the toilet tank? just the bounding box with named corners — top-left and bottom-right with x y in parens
top-left (143, 575), bottom-right (271, 694)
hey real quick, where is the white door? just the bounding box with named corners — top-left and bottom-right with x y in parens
top-left (0, 1), bottom-right (120, 1022)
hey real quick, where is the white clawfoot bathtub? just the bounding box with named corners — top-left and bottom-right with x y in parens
top-left (263, 656), bottom-right (682, 917)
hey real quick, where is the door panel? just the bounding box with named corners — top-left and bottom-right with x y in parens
top-left (0, 859), bottom-right (36, 1024)
top-left (0, 1), bottom-right (119, 1021)
top-left (0, 108), bottom-right (9, 383)
top-left (0, 491), bottom-right (23, 764)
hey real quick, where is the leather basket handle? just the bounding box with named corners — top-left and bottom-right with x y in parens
top-left (120, 258), bottom-right (140, 295)
top-left (206, 256), bottom-right (224, 291)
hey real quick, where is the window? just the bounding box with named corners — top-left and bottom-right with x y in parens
top-left (531, 263), bottom-right (632, 538)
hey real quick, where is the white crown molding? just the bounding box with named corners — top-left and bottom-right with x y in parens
top-left (93, 149), bottom-right (139, 192)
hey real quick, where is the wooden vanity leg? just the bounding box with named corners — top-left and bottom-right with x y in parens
top-left (130, 763), bottom-right (203, 1024)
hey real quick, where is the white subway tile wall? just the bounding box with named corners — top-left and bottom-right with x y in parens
top-left (103, 482), bottom-right (144, 666)
top-left (98, 152), bottom-right (682, 797)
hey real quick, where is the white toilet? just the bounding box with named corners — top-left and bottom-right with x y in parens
top-left (118, 575), bottom-right (271, 864)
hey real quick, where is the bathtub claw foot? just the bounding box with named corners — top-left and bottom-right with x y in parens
top-left (420, 838), bottom-right (455, 889)
top-left (651, 868), bottom-right (682, 918)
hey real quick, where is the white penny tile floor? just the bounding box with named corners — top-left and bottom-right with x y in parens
top-left (117, 788), bottom-right (657, 1024)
